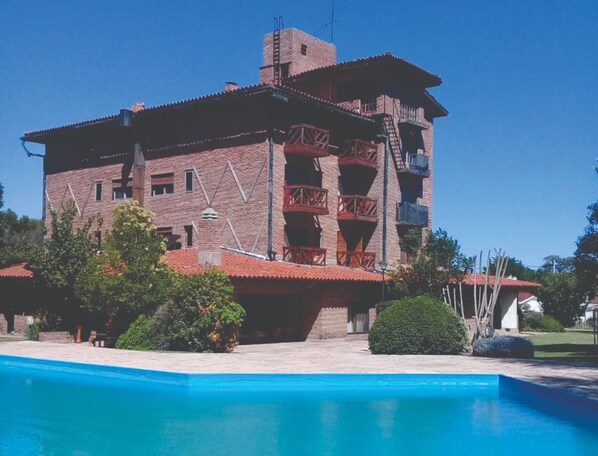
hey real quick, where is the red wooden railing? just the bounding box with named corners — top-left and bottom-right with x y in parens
top-left (338, 139), bottom-right (377, 168)
top-left (336, 251), bottom-right (376, 268)
top-left (284, 124), bottom-right (330, 157)
top-left (283, 185), bottom-right (328, 214)
top-left (337, 195), bottom-right (377, 221)
top-left (283, 246), bottom-right (327, 266)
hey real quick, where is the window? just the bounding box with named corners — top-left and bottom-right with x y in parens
top-left (95, 182), bottom-right (102, 202)
top-left (184, 225), bottom-right (193, 247)
top-left (280, 63), bottom-right (290, 79)
top-left (347, 305), bottom-right (370, 334)
top-left (112, 178), bottom-right (132, 200)
top-left (157, 226), bottom-right (181, 250)
top-left (185, 170), bottom-right (193, 192)
top-left (301, 44), bottom-right (307, 55)
top-left (151, 173), bottom-right (174, 196)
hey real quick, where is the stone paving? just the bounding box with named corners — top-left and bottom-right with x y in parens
top-left (1, 339), bottom-right (597, 400)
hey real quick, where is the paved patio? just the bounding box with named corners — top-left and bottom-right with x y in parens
top-left (1, 339), bottom-right (597, 400)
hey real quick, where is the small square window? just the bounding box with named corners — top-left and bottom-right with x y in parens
top-left (112, 178), bottom-right (132, 200)
top-left (151, 173), bottom-right (174, 196)
top-left (185, 170), bottom-right (193, 193)
top-left (301, 44), bottom-right (307, 55)
top-left (95, 182), bottom-right (102, 202)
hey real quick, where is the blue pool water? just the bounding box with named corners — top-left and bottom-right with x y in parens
top-left (0, 356), bottom-right (597, 456)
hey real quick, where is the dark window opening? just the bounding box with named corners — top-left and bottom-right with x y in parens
top-left (95, 182), bottom-right (102, 202)
top-left (184, 225), bottom-right (193, 247)
top-left (185, 170), bottom-right (193, 192)
top-left (157, 226), bottom-right (181, 251)
top-left (281, 63), bottom-right (290, 79)
top-left (348, 305), bottom-right (370, 334)
top-left (301, 44), bottom-right (307, 55)
top-left (112, 178), bottom-right (132, 200)
top-left (151, 173), bottom-right (174, 196)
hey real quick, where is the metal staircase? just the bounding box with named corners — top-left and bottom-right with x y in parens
top-left (381, 115), bottom-right (405, 171)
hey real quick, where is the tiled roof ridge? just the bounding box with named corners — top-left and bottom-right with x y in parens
top-left (0, 263), bottom-right (33, 279)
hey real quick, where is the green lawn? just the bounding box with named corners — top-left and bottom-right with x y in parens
top-left (523, 330), bottom-right (598, 364)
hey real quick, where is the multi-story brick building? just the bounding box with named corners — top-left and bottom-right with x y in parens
top-left (19, 27), bottom-right (448, 342)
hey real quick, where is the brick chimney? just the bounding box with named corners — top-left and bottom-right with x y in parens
top-left (131, 102), bottom-right (145, 113)
top-left (224, 82), bottom-right (238, 92)
top-left (197, 208), bottom-right (221, 266)
top-left (132, 144), bottom-right (145, 206)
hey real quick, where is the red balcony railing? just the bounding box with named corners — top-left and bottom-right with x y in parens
top-left (338, 139), bottom-right (378, 169)
top-left (283, 185), bottom-right (328, 215)
top-left (337, 251), bottom-right (376, 269)
top-left (337, 195), bottom-right (377, 222)
top-left (283, 246), bottom-right (327, 266)
top-left (284, 124), bottom-right (330, 158)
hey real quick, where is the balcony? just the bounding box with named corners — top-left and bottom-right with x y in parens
top-left (284, 124), bottom-right (330, 158)
top-left (398, 104), bottom-right (427, 129)
top-left (398, 153), bottom-right (429, 178)
top-left (337, 251), bottom-right (376, 269)
top-left (283, 185), bottom-right (328, 215)
top-left (283, 246), bottom-right (327, 266)
top-left (397, 202), bottom-right (429, 227)
top-left (337, 195), bottom-right (377, 222)
top-left (338, 139), bottom-right (378, 169)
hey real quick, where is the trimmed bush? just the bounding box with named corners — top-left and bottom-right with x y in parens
top-left (521, 311), bottom-right (564, 332)
top-left (152, 270), bottom-right (245, 353)
top-left (368, 296), bottom-right (467, 355)
top-left (115, 315), bottom-right (154, 351)
top-left (472, 336), bottom-right (534, 359)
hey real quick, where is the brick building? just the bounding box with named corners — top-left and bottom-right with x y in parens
top-left (18, 27), bottom-right (448, 341)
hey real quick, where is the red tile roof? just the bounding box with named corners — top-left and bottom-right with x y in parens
top-left (0, 263), bottom-right (33, 279)
top-left (461, 273), bottom-right (541, 289)
top-left (165, 249), bottom-right (383, 283)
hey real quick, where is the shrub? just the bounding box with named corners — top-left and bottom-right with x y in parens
top-left (152, 270), bottom-right (245, 353)
top-left (368, 296), bottom-right (467, 355)
top-left (472, 336), bottom-right (534, 359)
top-left (115, 315), bottom-right (154, 351)
top-left (521, 311), bottom-right (564, 332)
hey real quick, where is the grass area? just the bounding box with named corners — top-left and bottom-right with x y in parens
top-left (523, 330), bottom-right (598, 364)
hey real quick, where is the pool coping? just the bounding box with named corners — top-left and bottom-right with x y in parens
top-left (2, 353), bottom-right (598, 422)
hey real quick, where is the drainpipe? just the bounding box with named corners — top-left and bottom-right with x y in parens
top-left (376, 133), bottom-right (389, 268)
top-left (267, 132), bottom-right (275, 260)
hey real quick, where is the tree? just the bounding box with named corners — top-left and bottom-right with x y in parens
top-left (75, 201), bottom-right (174, 332)
top-left (30, 202), bottom-right (97, 329)
top-left (538, 255), bottom-right (575, 274)
top-left (488, 255), bottom-right (536, 282)
top-left (575, 201), bottom-right (598, 298)
top-left (536, 272), bottom-right (584, 327)
top-left (392, 229), bottom-right (474, 300)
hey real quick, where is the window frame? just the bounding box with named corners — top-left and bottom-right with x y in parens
top-left (185, 170), bottom-right (193, 193)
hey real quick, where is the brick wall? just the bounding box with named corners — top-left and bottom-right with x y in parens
top-left (45, 141), bottom-right (272, 256)
top-left (259, 28), bottom-right (336, 83)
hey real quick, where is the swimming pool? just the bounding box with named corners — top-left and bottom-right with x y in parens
top-left (1, 355), bottom-right (596, 455)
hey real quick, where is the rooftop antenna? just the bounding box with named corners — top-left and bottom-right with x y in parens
top-left (273, 16), bottom-right (284, 85)
top-left (331, 0), bottom-right (335, 42)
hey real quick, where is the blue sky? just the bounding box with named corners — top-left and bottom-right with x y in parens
top-left (0, 0), bottom-right (596, 268)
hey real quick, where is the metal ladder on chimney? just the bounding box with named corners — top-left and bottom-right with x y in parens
top-left (381, 115), bottom-right (405, 172)
top-left (273, 16), bottom-right (284, 85)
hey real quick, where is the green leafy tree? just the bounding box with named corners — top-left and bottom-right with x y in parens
top-left (575, 198), bottom-right (598, 298)
top-left (392, 229), bottom-right (474, 300)
top-left (488, 256), bottom-right (536, 282)
top-left (30, 202), bottom-right (97, 329)
top-left (536, 272), bottom-right (584, 327)
top-left (151, 269), bottom-right (245, 353)
top-left (538, 255), bottom-right (575, 274)
top-left (76, 201), bottom-right (173, 332)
